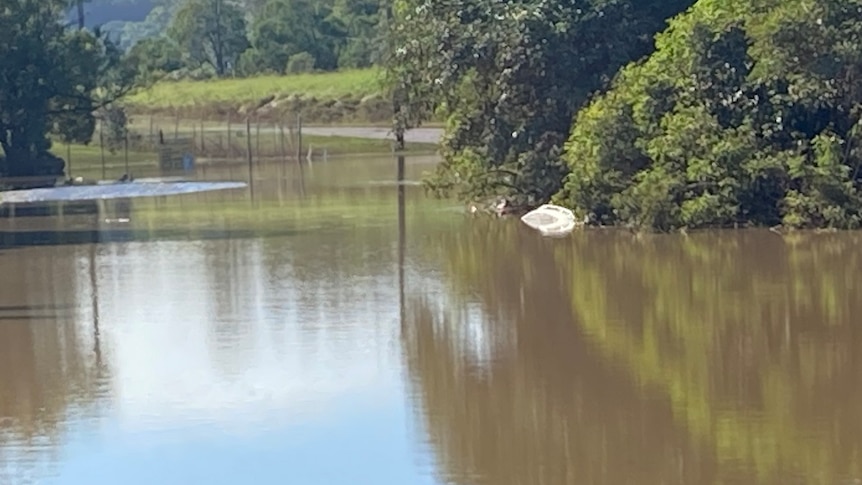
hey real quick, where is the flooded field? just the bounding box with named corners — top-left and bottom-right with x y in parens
top-left (1, 155), bottom-right (861, 484)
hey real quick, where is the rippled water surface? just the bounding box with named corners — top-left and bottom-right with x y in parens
top-left (1, 155), bottom-right (861, 485)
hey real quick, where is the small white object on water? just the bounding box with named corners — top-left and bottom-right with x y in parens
top-left (520, 204), bottom-right (578, 237)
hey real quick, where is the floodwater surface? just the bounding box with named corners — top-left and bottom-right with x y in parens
top-left (1, 156), bottom-right (861, 485)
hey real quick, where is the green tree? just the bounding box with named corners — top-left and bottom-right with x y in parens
top-left (330, 0), bottom-right (382, 68)
top-left (125, 36), bottom-right (184, 82)
top-left (384, 0), bottom-right (695, 209)
top-left (286, 52), bottom-right (316, 73)
top-left (554, 0), bottom-right (862, 230)
top-left (0, 0), bottom-right (136, 178)
top-left (245, 0), bottom-right (343, 74)
top-left (167, 0), bottom-right (249, 76)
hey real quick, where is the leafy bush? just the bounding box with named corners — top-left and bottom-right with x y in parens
top-left (385, 0), bottom-right (695, 208)
top-left (286, 52), bottom-right (316, 74)
top-left (555, 0), bottom-right (862, 230)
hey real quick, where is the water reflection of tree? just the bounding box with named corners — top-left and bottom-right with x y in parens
top-left (557, 230), bottom-right (862, 483)
top-left (403, 221), bottom-right (713, 485)
top-left (0, 245), bottom-right (108, 480)
top-left (408, 223), bottom-right (862, 484)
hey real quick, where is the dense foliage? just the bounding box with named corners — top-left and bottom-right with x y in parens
top-left (17, 0), bottom-right (862, 231)
top-left (167, 0), bottom-right (250, 76)
top-left (104, 0), bottom-right (385, 78)
top-left (384, 0), bottom-right (695, 209)
top-left (554, 0), bottom-right (862, 230)
top-left (0, 0), bottom-right (136, 178)
top-left (384, 0), bottom-right (862, 230)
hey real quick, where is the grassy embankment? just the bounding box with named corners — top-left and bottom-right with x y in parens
top-left (126, 68), bottom-right (400, 126)
top-left (46, 68), bottom-right (438, 171)
top-left (54, 69), bottom-right (438, 172)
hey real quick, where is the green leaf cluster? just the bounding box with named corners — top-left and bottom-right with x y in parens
top-left (121, 0), bottom-right (386, 79)
top-left (384, 0), bottom-right (695, 209)
top-left (0, 0), bottom-right (137, 178)
top-left (555, 0), bottom-right (862, 230)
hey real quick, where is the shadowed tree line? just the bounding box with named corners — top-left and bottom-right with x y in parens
top-left (116, 0), bottom-right (386, 79)
top-left (0, 0), bottom-right (136, 179)
top-left (385, 0), bottom-right (862, 230)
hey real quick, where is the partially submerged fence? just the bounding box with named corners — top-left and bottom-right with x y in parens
top-left (54, 113), bottom-right (322, 180)
top-left (140, 113), bottom-right (315, 163)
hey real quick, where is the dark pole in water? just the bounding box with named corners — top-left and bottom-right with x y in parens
top-left (279, 121), bottom-right (287, 165)
top-left (295, 113), bottom-right (306, 198)
top-left (397, 155), bottom-right (406, 329)
top-left (89, 244), bottom-right (103, 370)
top-left (66, 142), bottom-right (72, 180)
top-left (124, 132), bottom-right (129, 177)
top-left (255, 116), bottom-right (261, 160)
top-left (99, 121), bottom-right (106, 180)
top-left (246, 117), bottom-right (254, 199)
top-left (296, 113), bottom-right (302, 165)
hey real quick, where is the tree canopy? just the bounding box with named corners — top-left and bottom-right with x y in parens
top-left (242, 0), bottom-right (343, 75)
top-left (554, 0), bottom-right (862, 230)
top-left (167, 0), bottom-right (249, 76)
top-left (0, 0), bottom-right (136, 178)
top-left (103, 0), bottom-right (386, 78)
top-left (384, 0), bottom-right (696, 209)
top-left (382, 0), bottom-right (862, 230)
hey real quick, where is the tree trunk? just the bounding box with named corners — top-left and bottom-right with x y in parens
top-left (77, 0), bottom-right (85, 29)
top-left (214, 0), bottom-right (225, 75)
top-left (0, 133), bottom-right (64, 178)
top-left (1, 143), bottom-right (34, 177)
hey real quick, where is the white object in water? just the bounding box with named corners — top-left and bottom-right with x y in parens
top-left (520, 204), bottom-right (577, 236)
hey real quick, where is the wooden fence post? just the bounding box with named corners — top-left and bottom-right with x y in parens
top-left (227, 112), bottom-right (233, 157)
top-left (255, 117), bottom-right (261, 159)
top-left (200, 115), bottom-right (206, 153)
top-left (279, 121), bottom-right (287, 164)
top-left (296, 112), bottom-right (302, 165)
top-left (246, 117), bottom-right (254, 199)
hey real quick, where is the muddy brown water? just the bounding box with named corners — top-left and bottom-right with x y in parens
top-left (0, 155), bottom-right (860, 485)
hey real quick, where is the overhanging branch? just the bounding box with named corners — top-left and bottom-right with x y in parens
top-left (45, 76), bottom-right (160, 117)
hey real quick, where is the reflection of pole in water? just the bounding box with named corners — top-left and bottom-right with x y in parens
top-left (246, 117), bottom-right (254, 201)
top-left (88, 244), bottom-right (102, 370)
top-left (398, 155), bottom-right (406, 328)
top-left (116, 198), bottom-right (131, 222)
top-left (296, 156), bottom-right (307, 199)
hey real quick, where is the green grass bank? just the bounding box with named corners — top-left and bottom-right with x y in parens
top-left (126, 69), bottom-right (395, 125)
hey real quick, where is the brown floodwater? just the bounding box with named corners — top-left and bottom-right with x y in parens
top-left (1, 155), bottom-right (861, 485)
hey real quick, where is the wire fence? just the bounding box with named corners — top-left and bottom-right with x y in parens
top-left (134, 113), bottom-right (317, 162)
top-left (114, 113), bottom-right (320, 168)
top-left (57, 113), bottom-right (327, 182)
